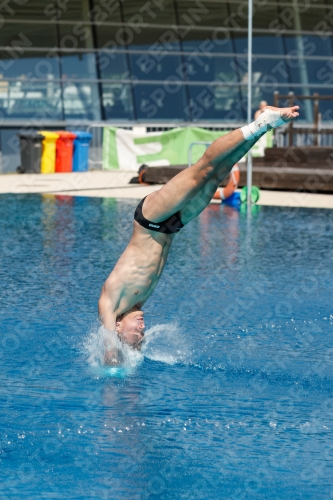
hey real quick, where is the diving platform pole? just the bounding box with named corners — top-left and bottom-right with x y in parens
top-left (247, 0), bottom-right (253, 208)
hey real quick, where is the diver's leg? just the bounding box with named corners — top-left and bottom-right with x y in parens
top-left (180, 105), bottom-right (299, 224)
top-left (142, 129), bottom-right (246, 223)
top-left (180, 134), bottom-right (257, 224)
top-left (142, 106), bottom-right (299, 223)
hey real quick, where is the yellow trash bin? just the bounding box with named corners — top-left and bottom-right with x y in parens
top-left (39, 131), bottom-right (59, 174)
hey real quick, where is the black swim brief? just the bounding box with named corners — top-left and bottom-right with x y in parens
top-left (134, 197), bottom-right (184, 234)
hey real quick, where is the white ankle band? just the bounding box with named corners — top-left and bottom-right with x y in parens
top-left (241, 109), bottom-right (287, 141)
top-left (241, 125), bottom-right (255, 141)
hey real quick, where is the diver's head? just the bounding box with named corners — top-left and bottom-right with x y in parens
top-left (259, 100), bottom-right (268, 110)
top-left (116, 308), bottom-right (145, 349)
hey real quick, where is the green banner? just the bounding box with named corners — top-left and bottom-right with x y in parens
top-left (103, 126), bottom-right (273, 171)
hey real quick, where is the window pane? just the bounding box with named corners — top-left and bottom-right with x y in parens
top-left (61, 53), bottom-right (98, 80)
top-left (129, 54), bottom-right (183, 81)
top-left (122, 0), bottom-right (176, 24)
top-left (0, 51), bottom-right (60, 79)
top-left (127, 28), bottom-right (181, 51)
top-left (0, 1), bottom-right (47, 20)
top-left (96, 26), bottom-right (181, 51)
top-left (234, 33), bottom-right (285, 56)
top-left (298, 8), bottom-right (330, 32)
top-left (281, 54), bottom-right (304, 86)
top-left (253, 4), bottom-right (279, 30)
top-left (58, 24), bottom-right (94, 50)
top-left (0, 81), bottom-right (62, 119)
top-left (98, 52), bottom-right (129, 80)
top-left (308, 59), bottom-right (333, 87)
top-left (285, 35), bottom-right (333, 58)
top-left (176, 1), bottom-right (229, 28)
top-left (133, 83), bottom-right (188, 120)
top-left (101, 83), bottom-right (134, 120)
top-left (95, 26), bottom-right (125, 49)
top-left (91, 0), bottom-right (122, 22)
top-left (187, 84), bottom-right (244, 121)
top-left (235, 56), bottom-right (290, 85)
top-left (184, 55), bottom-right (236, 83)
top-left (63, 82), bottom-right (101, 120)
top-left (239, 85), bottom-right (273, 120)
top-left (267, 6), bottom-right (330, 33)
top-left (182, 29), bottom-right (233, 53)
top-left (0, 21), bottom-right (57, 48)
top-left (55, 0), bottom-right (91, 21)
top-left (286, 57), bottom-right (333, 86)
top-left (0, 0), bottom-right (91, 22)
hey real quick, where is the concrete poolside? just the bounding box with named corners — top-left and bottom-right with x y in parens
top-left (1, 170), bottom-right (333, 209)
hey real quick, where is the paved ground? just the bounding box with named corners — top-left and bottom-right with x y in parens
top-left (0, 171), bottom-right (134, 194)
top-left (1, 171), bottom-right (333, 209)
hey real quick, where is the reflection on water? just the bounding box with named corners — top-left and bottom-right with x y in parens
top-left (1, 194), bottom-right (333, 499)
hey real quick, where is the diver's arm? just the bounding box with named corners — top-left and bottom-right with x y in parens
top-left (98, 291), bottom-right (121, 365)
top-left (104, 347), bottom-right (123, 366)
top-left (98, 291), bottom-right (117, 331)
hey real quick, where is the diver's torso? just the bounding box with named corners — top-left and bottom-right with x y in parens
top-left (108, 221), bottom-right (174, 315)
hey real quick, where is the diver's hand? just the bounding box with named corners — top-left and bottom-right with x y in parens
top-left (104, 348), bottom-right (123, 366)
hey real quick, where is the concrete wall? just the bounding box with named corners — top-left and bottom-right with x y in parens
top-left (0, 129), bottom-right (21, 173)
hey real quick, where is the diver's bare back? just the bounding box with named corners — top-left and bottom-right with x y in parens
top-left (98, 219), bottom-right (174, 329)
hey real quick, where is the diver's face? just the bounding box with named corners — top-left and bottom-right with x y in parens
top-left (116, 310), bottom-right (145, 348)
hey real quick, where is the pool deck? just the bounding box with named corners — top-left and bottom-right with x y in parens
top-left (1, 171), bottom-right (333, 209)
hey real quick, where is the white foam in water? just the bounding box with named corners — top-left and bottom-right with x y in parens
top-left (84, 323), bottom-right (142, 377)
top-left (143, 322), bottom-right (191, 365)
top-left (84, 322), bottom-right (191, 377)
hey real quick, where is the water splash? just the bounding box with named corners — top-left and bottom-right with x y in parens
top-left (84, 323), bottom-right (143, 378)
top-left (84, 322), bottom-right (191, 377)
top-left (142, 322), bottom-right (191, 365)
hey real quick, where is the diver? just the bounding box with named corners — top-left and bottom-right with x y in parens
top-left (98, 105), bottom-right (299, 363)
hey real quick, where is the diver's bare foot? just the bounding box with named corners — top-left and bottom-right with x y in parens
top-left (262, 105), bottom-right (300, 123)
top-left (242, 104), bottom-right (300, 139)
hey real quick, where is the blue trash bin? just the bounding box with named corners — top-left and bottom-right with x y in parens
top-left (72, 131), bottom-right (92, 172)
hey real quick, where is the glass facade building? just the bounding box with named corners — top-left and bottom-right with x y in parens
top-left (0, 0), bottom-right (332, 126)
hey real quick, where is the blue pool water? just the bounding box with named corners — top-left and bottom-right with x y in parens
top-left (1, 194), bottom-right (333, 499)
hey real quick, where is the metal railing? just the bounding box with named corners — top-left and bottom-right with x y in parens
top-left (86, 114), bottom-right (333, 171)
top-left (188, 142), bottom-right (211, 167)
top-left (85, 122), bottom-right (243, 170)
top-left (274, 126), bottom-right (333, 147)
top-left (273, 91), bottom-right (333, 147)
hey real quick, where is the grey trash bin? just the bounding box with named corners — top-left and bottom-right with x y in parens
top-left (18, 132), bottom-right (43, 173)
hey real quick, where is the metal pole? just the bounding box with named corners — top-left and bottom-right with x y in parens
top-left (247, 0), bottom-right (253, 207)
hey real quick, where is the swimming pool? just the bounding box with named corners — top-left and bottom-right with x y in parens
top-left (1, 193), bottom-right (333, 499)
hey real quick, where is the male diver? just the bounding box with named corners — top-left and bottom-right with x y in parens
top-left (98, 105), bottom-right (299, 362)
